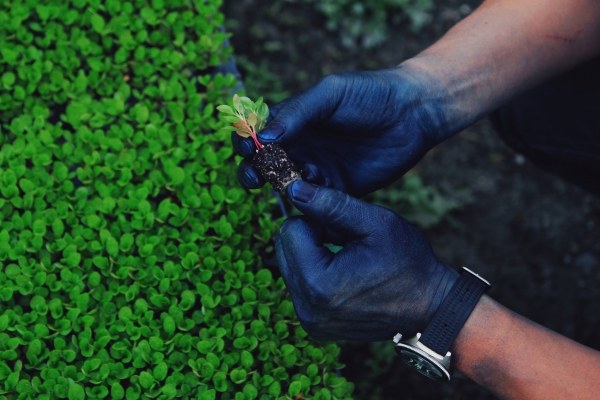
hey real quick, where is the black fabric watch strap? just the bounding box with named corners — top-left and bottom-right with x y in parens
top-left (420, 268), bottom-right (490, 356)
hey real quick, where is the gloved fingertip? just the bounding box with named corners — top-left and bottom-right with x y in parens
top-left (301, 164), bottom-right (324, 184)
top-left (238, 166), bottom-right (261, 189)
top-left (258, 121), bottom-right (285, 142)
top-left (239, 139), bottom-right (255, 157)
top-left (288, 180), bottom-right (319, 203)
top-left (232, 134), bottom-right (256, 157)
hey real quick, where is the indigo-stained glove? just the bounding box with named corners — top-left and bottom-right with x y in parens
top-left (233, 67), bottom-right (455, 198)
top-left (276, 180), bottom-right (459, 342)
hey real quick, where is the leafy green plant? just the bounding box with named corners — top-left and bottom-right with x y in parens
top-left (234, 56), bottom-right (291, 105)
top-left (368, 175), bottom-right (471, 229)
top-left (301, 0), bottom-right (434, 48)
top-left (218, 94), bottom-right (269, 150)
top-left (0, 0), bottom-right (354, 399)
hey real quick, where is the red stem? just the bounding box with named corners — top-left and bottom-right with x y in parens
top-left (252, 135), bottom-right (263, 150)
top-left (246, 122), bottom-right (263, 150)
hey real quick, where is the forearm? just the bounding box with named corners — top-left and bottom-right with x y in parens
top-left (453, 295), bottom-right (600, 399)
top-left (400, 0), bottom-right (600, 136)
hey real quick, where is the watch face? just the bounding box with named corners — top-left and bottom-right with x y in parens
top-left (399, 349), bottom-right (445, 380)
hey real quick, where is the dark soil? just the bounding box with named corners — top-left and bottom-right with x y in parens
top-left (223, 1), bottom-right (600, 399)
top-left (251, 143), bottom-right (301, 194)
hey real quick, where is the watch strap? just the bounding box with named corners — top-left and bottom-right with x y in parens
top-left (420, 268), bottom-right (490, 356)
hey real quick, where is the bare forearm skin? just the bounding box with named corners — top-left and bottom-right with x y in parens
top-left (393, 0), bottom-right (600, 396)
top-left (400, 0), bottom-right (600, 137)
top-left (453, 295), bottom-right (600, 399)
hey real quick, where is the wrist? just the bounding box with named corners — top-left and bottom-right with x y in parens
top-left (419, 263), bottom-right (460, 332)
top-left (393, 267), bottom-right (490, 381)
top-left (392, 61), bottom-right (479, 146)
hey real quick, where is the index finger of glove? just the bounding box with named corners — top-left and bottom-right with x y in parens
top-left (258, 75), bottom-right (342, 144)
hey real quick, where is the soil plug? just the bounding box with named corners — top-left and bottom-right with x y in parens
top-left (218, 94), bottom-right (301, 194)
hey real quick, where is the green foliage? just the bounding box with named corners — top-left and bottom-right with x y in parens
top-left (234, 56), bottom-right (291, 105)
top-left (301, 0), bottom-right (434, 48)
top-left (218, 95), bottom-right (268, 150)
top-left (0, 0), bottom-right (353, 399)
top-left (369, 175), bottom-right (471, 229)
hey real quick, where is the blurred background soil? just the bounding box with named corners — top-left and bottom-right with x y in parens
top-left (222, 0), bottom-right (600, 398)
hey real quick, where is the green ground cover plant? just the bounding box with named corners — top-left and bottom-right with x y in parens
top-left (0, 0), bottom-right (353, 399)
top-left (368, 174), bottom-right (471, 229)
top-left (301, 0), bottom-right (434, 48)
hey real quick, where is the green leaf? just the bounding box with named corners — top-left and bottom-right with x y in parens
top-left (66, 252), bottom-right (81, 267)
top-left (247, 113), bottom-right (257, 127)
top-left (233, 94), bottom-right (241, 113)
top-left (87, 57), bottom-right (104, 71)
top-left (153, 362), bottom-right (168, 381)
top-left (171, 106), bottom-right (184, 124)
top-left (87, 215), bottom-right (101, 229)
top-left (241, 350), bottom-right (254, 368)
top-left (217, 105), bottom-right (234, 114)
top-left (258, 103), bottom-right (269, 122)
top-left (280, 344), bottom-right (295, 357)
top-left (268, 381), bottom-right (281, 398)
top-left (3, 169), bottom-right (16, 186)
top-left (241, 288), bottom-right (256, 302)
top-left (212, 371), bottom-right (227, 392)
top-left (139, 371), bottom-right (154, 388)
top-left (163, 316), bottom-right (175, 335)
top-left (33, 220), bottom-right (46, 236)
top-left (169, 167), bottom-right (185, 186)
top-left (149, 336), bottom-right (164, 350)
top-left (111, 383), bottom-right (125, 400)
top-left (141, 7), bottom-right (157, 25)
top-left (200, 360), bottom-right (214, 379)
top-left (19, 179), bottom-right (34, 194)
top-left (222, 115), bottom-right (241, 123)
top-left (161, 384), bottom-right (176, 398)
top-left (6, 371), bottom-right (18, 389)
top-left (230, 368), bottom-right (247, 384)
top-left (106, 237), bottom-right (119, 257)
top-left (1, 48), bottom-right (17, 64)
top-left (120, 233), bottom-right (134, 252)
top-left (90, 14), bottom-right (105, 33)
top-left (2, 72), bottom-right (15, 89)
top-left (134, 104), bottom-right (149, 124)
top-left (199, 389), bottom-right (216, 400)
top-left (53, 162), bottom-right (69, 182)
top-left (241, 384), bottom-right (257, 399)
top-left (210, 185), bottom-right (224, 203)
top-left (115, 48), bottom-right (128, 64)
top-left (68, 383), bottom-right (85, 400)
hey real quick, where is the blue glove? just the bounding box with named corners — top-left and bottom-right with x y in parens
top-left (276, 180), bottom-right (459, 342)
top-left (233, 67), bottom-right (456, 198)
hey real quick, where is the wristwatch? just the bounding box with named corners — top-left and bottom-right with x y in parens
top-left (393, 267), bottom-right (491, 381)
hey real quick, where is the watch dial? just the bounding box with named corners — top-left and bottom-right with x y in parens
top-left (400, 350), bottom-right (445, 380)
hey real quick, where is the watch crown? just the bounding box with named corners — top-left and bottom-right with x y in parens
top-left (393, 333), bottom-right (402, 343)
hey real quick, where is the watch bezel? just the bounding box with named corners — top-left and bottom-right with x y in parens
top-left (393, 333), bottom-right (452, 382)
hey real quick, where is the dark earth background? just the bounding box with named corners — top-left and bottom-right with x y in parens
top-left (222, 1), bottom-right (600, 399)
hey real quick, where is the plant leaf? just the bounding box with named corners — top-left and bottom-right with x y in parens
top-left (236, 129), bottom-right (251, 138)
top-left (247, 113), bottom-right (257, 128)
top-left (216, 105), bottom-right (234, 114)
top-left (233, 94), bottom-right (241, 113)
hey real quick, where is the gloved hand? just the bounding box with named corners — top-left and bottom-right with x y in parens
top-left (276, 180), bottom-right (459, 342)
top-left (233, 67), bottom-right (457, 198)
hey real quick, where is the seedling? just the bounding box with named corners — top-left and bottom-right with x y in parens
top-left (219, 95), bottom-right (302, 193)
top-left (218, 94), bottom-right (267, 150)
